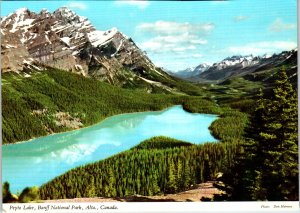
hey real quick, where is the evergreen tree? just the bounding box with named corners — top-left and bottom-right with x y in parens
top-left (18, 186), bottom-right (40, 203)
top-left (256, 67), bottom-right (298, 200)
top-left (166, 160), bottom-right (177, 193)
top-left (177, 159), bottom-right (184, 189)
top-left (85, 178), bottom-right (96, 197)
top-left (203, 154), bottom-right (212, 181)
top-left (108, 168), bottom-right (117, 197)
top-left (219, 67), bottom-right (298, 201)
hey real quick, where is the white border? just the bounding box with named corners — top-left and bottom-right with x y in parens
top-left (2, 202), bottom-right (300, 213)
top-left (1, 1), bottom-right (299, 213)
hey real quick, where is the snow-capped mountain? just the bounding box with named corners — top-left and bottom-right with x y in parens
top-left (199, 49), bottom-right (297, 81)
top-left (171, 63), bottom-right (210, 79)
top-left (213, 55), bottom-right (260, 70)
top-left (1, 7), bottom-right (171, 90)
top-left (193, 63), bottom-right (210, 74)
top-left (172, 49), bottom-right (297, 82)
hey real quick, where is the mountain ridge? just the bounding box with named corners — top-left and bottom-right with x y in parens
top-left (170, 49), bottom-right (297, 82)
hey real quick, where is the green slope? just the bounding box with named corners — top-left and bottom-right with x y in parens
top-left (2, 68), bottom-right (219, 144)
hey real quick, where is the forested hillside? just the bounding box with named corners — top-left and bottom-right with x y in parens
top-left (2, 68), bottom-right (206, 144)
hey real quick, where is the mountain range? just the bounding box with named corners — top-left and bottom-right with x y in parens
top-left (1, 7), bottom-right (297, 91)
top-left (1, 7), bottom-right (179, 93)
top-left (171, 49), bottom-right (297, 83)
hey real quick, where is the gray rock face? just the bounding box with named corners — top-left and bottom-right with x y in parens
top-left (1, 7), bottom-right (168, 86)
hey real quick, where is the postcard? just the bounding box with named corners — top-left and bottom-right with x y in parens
top-left (1, 0), bottom-right (299, 212)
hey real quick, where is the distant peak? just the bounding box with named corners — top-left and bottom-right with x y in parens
top-left (223, 54), bottom-right (255, 61)
top-left (57, 7), bottom-right (74, 13)
top-left (57, 6), bottom-right (71, 11)
top-left (1, 7), bottom-right (33, 25)
top-left (15, 7), bottom-right (29, 14)
top-left (197, 63), bottom-right (210, 67)
top-left (40, 8), bottom-right (50, 13)
top-left (53, 7), bottom-right (80, 20)
top-left (223, 55), bottom-right (242, 61)
top-left (54, 7), bottom-right (75, 15)
top-left (1, 8), bottom-right (29, 21)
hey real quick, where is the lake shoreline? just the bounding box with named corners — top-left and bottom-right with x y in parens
top-left (3, 105), bottom-right (175, 146)
top-left (3, 104), bottom-right (219, 146)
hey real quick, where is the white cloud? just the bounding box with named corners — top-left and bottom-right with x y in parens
top-left (227, 41), bottom-right (297, 55)
top-left (66, 2), bottom-right (88, 10)
top-left (139, 34), bottom-right (206, 53)
top-left (192, 54), bottom-right (203, 58)
top-left (269, 18), bottom-right (296, 32)
top-left (234, 15), bottom-right (249, 22)
top-left (137, 21), bottom-right (214, 35)
top-left (191, 39), bottom-right (208, 45)
top-left (137, 21), bottom-right (212, 53)
top-left (137, 20), bottom-right (214, 70)
top-left (115, 0), bottom-right (150, 10)
top-left (140, 40), bottom-right (166, 52)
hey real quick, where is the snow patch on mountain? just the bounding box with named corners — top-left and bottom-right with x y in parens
top-left (87, 28), bottom-right (118, 47)
top-left (61, 37), bottom-right (71, 46)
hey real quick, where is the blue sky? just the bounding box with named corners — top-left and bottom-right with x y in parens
top-left (1, 0), bottom-right (297, 71)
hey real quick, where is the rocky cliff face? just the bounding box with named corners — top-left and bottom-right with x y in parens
top-left (1, 7), bottom-right (171, 89)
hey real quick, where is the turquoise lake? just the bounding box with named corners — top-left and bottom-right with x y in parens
top-left (2, 105), bottom-right (218, 193)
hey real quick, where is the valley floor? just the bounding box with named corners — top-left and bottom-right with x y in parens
top-left (42, 181), bottom-right (223, 202)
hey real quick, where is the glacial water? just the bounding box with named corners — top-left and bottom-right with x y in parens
top-left (2, 105), bottom-right (218, 193)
